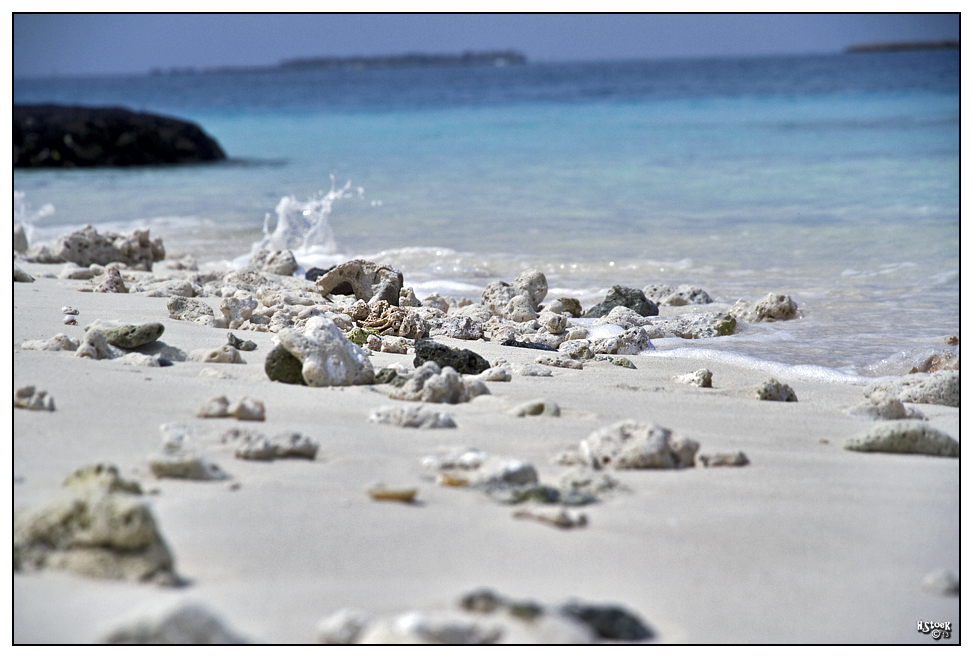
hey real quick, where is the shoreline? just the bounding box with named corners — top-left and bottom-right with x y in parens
top-left (13, 257), bottom-right (959, 643)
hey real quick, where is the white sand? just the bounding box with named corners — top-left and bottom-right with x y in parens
top-left (12, 262), bottom-right (959, 643)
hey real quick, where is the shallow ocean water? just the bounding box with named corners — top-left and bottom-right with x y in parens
top-left (14, 51), bottom-right (959, 378)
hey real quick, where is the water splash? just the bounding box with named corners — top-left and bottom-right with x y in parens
top-left (13, 190), bottom-right (55, 246)
top-left (252, 175), bottom-right (362, 259)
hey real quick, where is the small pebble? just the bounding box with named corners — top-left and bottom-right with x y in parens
top-left (513, 506), bottom-right (587, 529)
top-left (921, 569), bottom-right (959, 596)
top-left (698, 452), bottom-right (749, 467)
top-left (60, 306), bottom-right (80, 315)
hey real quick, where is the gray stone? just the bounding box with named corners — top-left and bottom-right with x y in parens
top-left (14, 385), bottom-right (55, 411)
top-left (755, 378), bottom-right (797, 402)
top-left (101, 602), bottom-right (248, 644)
top-left (357, 612), bottom-right (502, 644)
top-left (248, 248), bottom-right (298, 276)
top-left (98, 322), bottom-right (165, 349)
top-left (189, 345), bottom-right (245, 364)
top-left (220, 297), bottom-right (258, 330)
top-left (512, 506), bottom-right (588, 528)
top-left (536, 355), bottom-right (582, 370)
top-left (14, 264), bottom-right (34, 283)
top-left (641, 312), bottom-right (737, 338)
top-left (581, 420), bottom-right (699, 470)
top-left (14, 222), bottom-right (28, 253)
top-left (315, 259), bottom-right (404, 306)
top-left (590, 327), bottom-right (653, 355)
top-left (557, 467), bottom-right (622, 495)
top-left (850, 390), bottom-right (915, 420)
top-left (278, 316), bottom-right (374, 387)
top-left (844, 420), bottom-right (958, 457)
top-left (26, 224), bottom-right (165, 270)
top-left (167, 296), bottom-right (215, 322)
top-left (14, 470), bottom-right (179, 585)
top-left (58, 263), bottom-right (98, 280)
top-left (558, 339), bottom-right (596, 361)
top-left (434, 316), bottom-right (484, 340)
top-left (508, 399), bottom-right (561, 417)
top-left (538, 311), bottom-right (567, 335)
top-left (63, 463), bottom-right (142, 495)
top-left (21, 333), bottom-right (80, 352)
top-left (232, 431), bottom-right (318, 461)
top-left (227, 332), bottom-right (257, 351)
top-left (368, 404), bottom-right (457, 429)
top-left (863, 370), bottom-right (959, 408)
top-left (477, 366), bottom-right (512, 382)
top-left (503, 294), bottom-right (538, 322)
top-left (115, 353), bottom-right (167, 368)
top-left (390, 361), bottom-right (489, 404)
top-left (422, 293), bottom-right (450, 312)
top-left (93, 264), bottom-right (128, 293)
top-left (513, 364), bottom-right (553, 377)
top-left (730, 292), bottom-right (799, 323)
top-left (76, 329), bottom-right (125, 360)
top-left (149, 447), bottom-right (230, 481)
top-left (137, 279), bottom-right (197, 298)
top-left (641, 283), bottom-right (674, 303)
top-left (480, 280), bottom-right (518, 315)
top-left (921, 569), bottom-right (959, 596)
top-left (583, 285), bottom-right (658, 318)
top-left (398, 287), bottom-right (421, 307)
top-left (660, 284), bottom-right (712, 306)
top-left (552, 297), bottom-right (582, 317)
top-left (512, 269), bottom-right (548, 310)
top-left (698, 452), bottom-right (749, 467)
top-left (593, 305), bottom-right (646, 329)
top-left (677, 369), bottom-right (713, 387)
top-left (316, 609), bottom-right (373, 644)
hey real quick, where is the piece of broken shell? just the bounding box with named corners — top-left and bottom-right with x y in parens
top-left (436, 473), bottom-right (469, 487)
top-left (367, 484), bottom-right (418, 503)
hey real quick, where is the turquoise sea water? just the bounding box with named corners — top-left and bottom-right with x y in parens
top-left (14, 52), bottom-right (959, 378)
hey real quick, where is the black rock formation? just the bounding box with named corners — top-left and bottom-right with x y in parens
top-left (413, 339), bottom-right (491, 375)
top-left (14, 104), bottom-right (227, 167)
top-left (559, 602), bottom-right (655, 641)
top-left (583, 285), bottom-right (659, 318)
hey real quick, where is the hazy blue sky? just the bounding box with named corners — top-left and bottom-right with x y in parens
top-left (14, 13), bottom-right (960, 78)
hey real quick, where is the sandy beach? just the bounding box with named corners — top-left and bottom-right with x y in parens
top-left (12, 257), bottom-right (959, 644)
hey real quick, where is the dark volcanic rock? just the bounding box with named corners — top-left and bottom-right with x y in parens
top-left (413, 339), bottom-right (491, 375)
top-left (583, 285), bottom-right (658, 318)
top-left (559, 602), bottom-right (654, 641)
top-left (14, 104), bottom-right (226, 168)
top-left (500, 338), bottom-right (558, 352)
top-left (264, 344), bottom-right (307, 385)
top-left (305, 266), bottom-right (331, 282)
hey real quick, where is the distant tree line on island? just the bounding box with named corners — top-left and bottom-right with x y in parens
top-left (845, 40), bottom-right (958, 53)
top-left (150, 50), bottom-right (527, 76)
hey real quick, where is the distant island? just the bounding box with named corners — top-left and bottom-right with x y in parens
top-left (150, 50), bottom-right (527, 76)
top-left (845, 40), bottom-right (958, 54)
